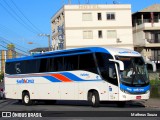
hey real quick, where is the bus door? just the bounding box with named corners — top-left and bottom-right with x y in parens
top-left (107, 62), bottom-right (119, 101)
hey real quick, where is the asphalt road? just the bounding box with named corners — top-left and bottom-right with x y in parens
top-left (0, 99), bottom-right (159, 120)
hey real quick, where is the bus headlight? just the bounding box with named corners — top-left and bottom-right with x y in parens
top-left (122, 95), bottom-right (126, 98)
top-left (145, 90), bottom-right (150, 94)
top-left (120, 89), bottom-right (130, 94)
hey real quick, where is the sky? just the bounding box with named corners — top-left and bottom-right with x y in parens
top-left (0, 0), bottom-right (160, 55)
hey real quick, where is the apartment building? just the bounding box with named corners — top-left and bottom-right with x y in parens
top-left (132, 4), bottom-right (160, 63)
top-left (51, 4), bottom-right (133, 50)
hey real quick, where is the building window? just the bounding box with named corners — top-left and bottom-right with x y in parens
top-left (106, 13), bottom-right (115, 20)
top-left (97, 13), bottom-right (102, 20)
top-left (98, 30), bottom-right (103, 38)
top-left (107, 30), bottom-right (117, 39)
top-left (82, 13), bottom-right (92, 21)
top-left (83, 31), bottom-right (93, 39)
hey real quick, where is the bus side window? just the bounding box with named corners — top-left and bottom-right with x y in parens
top-left (109, 63), bottom-right (117, 79)
top-left (63, 55), bottom-right (78, 71)
top-left (96, 52), bottom-right (118, 86)
top-left (79, 53), bottom-right (98, 74)
top-left (54, 57), bottom-right (63, 71)
top-left (15, 63), bottom-right (21, 74)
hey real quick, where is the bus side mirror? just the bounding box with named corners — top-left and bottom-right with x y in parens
top-left (145, 61), bottom-right (156, 72)
top-left (109, 59), bottom-right (124, 71)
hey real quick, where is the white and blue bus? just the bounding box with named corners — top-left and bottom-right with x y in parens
top-left (4, 47), bottom-right (156, 107)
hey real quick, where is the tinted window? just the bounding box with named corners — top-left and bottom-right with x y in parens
top-left (48, 58), bottom-right (54, 72)
top-left (6, 61), bottom-right (26, 74)
top-left (37, 58), bottom-right (50, 73)
top-left (25, 60), bottom-right (37, 73)
top-left (54, 57), bottom-right (63, 71)
top-left (79, 53), bottom-right (98, 74)
top-left (6, 53), bottom-right (99, 74)
top-left (96, 53), bottom-right (118, 86)
top-left (64, 55), bottom-right (78, 71)
top-left (5, 62), bottom-right (15, 74)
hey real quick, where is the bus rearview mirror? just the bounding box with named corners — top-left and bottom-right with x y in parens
top-left (145, 60), bottom-right (156, 72)
top-left (109, 59), bottom-right (124, 71)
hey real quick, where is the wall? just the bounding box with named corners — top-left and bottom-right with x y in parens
top-left (51, 4), bottom-right (133, 50)
top-left (64, 4), bottom-right (133, 49)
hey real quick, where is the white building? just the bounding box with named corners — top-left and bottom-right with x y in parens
top-left (132, 4), bottom-right (160, 63)
top-left (51, 4), bottom-right (133, 50)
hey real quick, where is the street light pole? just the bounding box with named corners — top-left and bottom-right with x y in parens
top-left (38, 34), bottom-right (51, 51)
top-left (47, 34), bottom-right (51, 51)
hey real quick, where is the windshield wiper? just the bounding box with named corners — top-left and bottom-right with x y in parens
top-left (131, 64), bottom-right (136, 85)
top-left (136, 66), bottom-right (147, 84)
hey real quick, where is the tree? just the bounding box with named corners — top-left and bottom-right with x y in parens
top-left (0, 73), bottom-right (4, 82)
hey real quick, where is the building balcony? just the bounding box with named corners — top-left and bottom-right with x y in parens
top-left (144, 39), bottom-right (160, 47)
top-left (133, 22), bottom-right (160, 31)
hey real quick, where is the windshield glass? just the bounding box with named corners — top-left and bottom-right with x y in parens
top-left (116, 56), bottom-right (149, 87)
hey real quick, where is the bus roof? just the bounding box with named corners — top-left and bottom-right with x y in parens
top-left (6, 47), bottom-right (141, 62)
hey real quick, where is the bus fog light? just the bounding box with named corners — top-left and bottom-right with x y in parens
top-left (122, 95), bottom-right (126, 98)
top-left (146, 90), bottom-right (149, 93)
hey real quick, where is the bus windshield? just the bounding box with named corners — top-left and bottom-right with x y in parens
top-left (116, 56), bottom-right (149, 87)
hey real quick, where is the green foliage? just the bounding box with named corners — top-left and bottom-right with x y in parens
top-left (0, 73), bottom-right (4, 82)
top-left (150, 80), bottom-right (160, 98)
top-left (150, 80), bottom-right (160, 85)
top-left (150, 86), bottom-right (159, 98)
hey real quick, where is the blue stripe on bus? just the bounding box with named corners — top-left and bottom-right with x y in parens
top-left (61, 72), bottom-right (102, 82)
top-left (6, 72), bottom-right (103, 82)
top-left (6, 47), bottom-right (110, 62)
top-left (61, 72), bottom-right (84, 81)
top-left (43, 76), bottom-right (62, 82)
top-left (120, 84), bottom-right (150, 93)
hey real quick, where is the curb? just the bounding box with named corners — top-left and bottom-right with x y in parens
top-left (0, 100), bottom-right (7, 104)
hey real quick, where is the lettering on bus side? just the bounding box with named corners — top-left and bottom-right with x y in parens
top-left (16, 79), bottom-right (34, 84)
top-left (80, 73), bottom-right (89, 77)
top-left (118, 51), bottom-right (139, 55)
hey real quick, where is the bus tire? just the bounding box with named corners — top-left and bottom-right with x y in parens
top-left (22, 92), bottom-right (32, 106)
top-left (116, 101), bottom-right (126, 107)
top-left (88, 91), bottom-right (100, 107)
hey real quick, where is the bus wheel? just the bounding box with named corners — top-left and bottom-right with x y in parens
top-left (22, 92), bottom-right (32, 106)
top-left (88, 91), bottom-right (100, 107)
top-left (116, 101), bottom-right (126, 107)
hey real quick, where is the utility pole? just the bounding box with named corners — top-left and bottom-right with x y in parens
top-left (38, 34), bottom-right (51, 51)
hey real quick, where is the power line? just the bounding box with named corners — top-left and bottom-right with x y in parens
top-left (10, 0), bottom-right (43, 33)
top-left (0, 37), bottom-right (29, 55)
top-left (0, 24), bottom-right (43, 52)
top-left (0, 36), bottom-right (29, 53)
top-left (2, 0), bottom-right (39, 34)
top-left (0, 24), bottom-right (22, 38)
top-left (0, 43), bottom-right (28, 56)
top-left (0, 1), bottom-right (38, 34)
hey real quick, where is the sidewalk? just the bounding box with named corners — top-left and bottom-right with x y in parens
top-left (143, 98), bottom-right (160, 108)
top-left (0, 99), bottom-right (7, 104)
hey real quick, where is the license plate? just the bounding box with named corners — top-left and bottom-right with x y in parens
top-left (136, 96), bottom-right (141, 99)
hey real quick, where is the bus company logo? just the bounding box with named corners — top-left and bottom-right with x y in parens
top-left (16, 79), bottom-right (34, 84)
top-left (126, 87), bottom-right (132, 91)
top-left (119, 51), bottom-right (139, 55)
top-left (80, 73), bottom-right (90, 78)
top-left (133, 88), bottom-right (144, 92)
